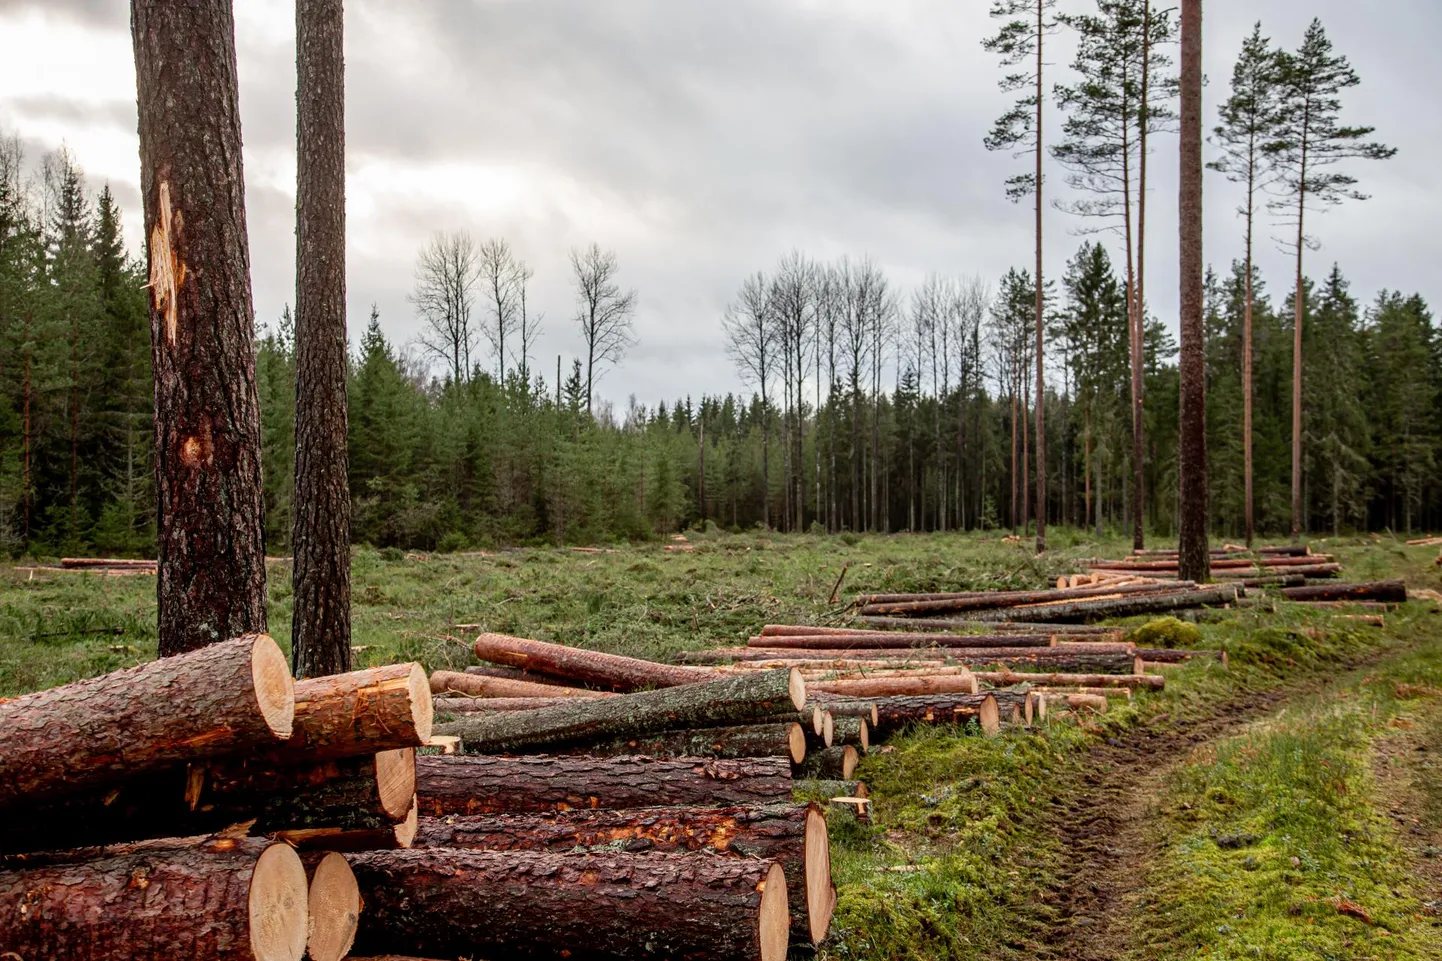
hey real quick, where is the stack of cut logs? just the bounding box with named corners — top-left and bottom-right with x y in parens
top-left (852, 578), bottom-right (1243, 627)
top-left (1075, 544), bottom-right (1340, 587)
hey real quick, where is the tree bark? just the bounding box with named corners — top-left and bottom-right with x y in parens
top-left (275, 799), bottom-right (417, 852)
top-left (349, 849), bottom-right (790, 961)
top-left (413, 804), bottom-right (831, 945)
top-left (0, 837), bottom-right (308, 960)
top-left (471, 632), bottom-right (716, 691)
top-left (860, 693), bottom-right (1002, 734)
top-left (291, 0), bottom-right (351, 679)
top-left (435, 695), bottom-right (588, 713)
top-left (793, 746), bottom-right (857, 780)
top-left (748, 632), bottom-right (1056, 650)
top-left (0, 634), bottom-right (292, 808)
top-left (974, 670), bottom-right (1165, 690)
top-left (416, 754), bottom-right (792, 816)
top-left (965, 585), bottom-right (1238, 623)
top-left (463, 665), bottom-right (582, 686)
top-left (431, 670), bottom-right (614, 700)
top-left (132, 0), bottom-right (268, 656)
top-left (829, 716), bottom-right (868, 750)
top-left (793, 779), bottom-right (867, 801)
top-left (570, 722), bottom-right (807, 765)
top-left (1177, 0), bottom-right (1209, 583)
top-left (254, 664), bottom-right (432, 766)
top-left (811, 701), bottom-right (878, 727)
top-left (1280, 580), bottom-right (1406, 603)
top-left (435, 668), bottom-right (804, 754)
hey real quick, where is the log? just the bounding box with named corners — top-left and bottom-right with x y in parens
top-left (1038, 692), bottom-right (1109, 714)
top-left (830, 716), bottom-right (869, 751)
top-left (572, 722), bottom-right (808, 764)
top-left (430, 670), bottom-right (614, 700)
top-left (745, 632), bottom-right (1057, 650)
top-left (792, 779), bottom-right (867, 801)
top-left (975, 670), bottom-right (1165, 691)
top-left (436, 668), bottom-right (805, 754)
top-left (816, 701), bottom-right (879, 727)
top-left (858, 581), bottom-right (1195, 615)
top-left (794, 746), bottom-right (858, 779)
top-left (863, 693), bottom-right (1000, 735)
top-left (471, 632), bottom-right (718, 691)
top-left (416, 755), bottom-right (794, 816)
top-left (1281, 579), bottom-right (1407, 604)
top-left (349, 849), bottom-right (791, 961)
top-left (808, 674), bottom-right (978, 698)
top-left (434, 695), bottom-right (578, 713)
top-left (1290, 600), bottom-right (1389, 611)
top-left (462, 665), bottom-right (579, 686)
top-left (681, 648), bottom-right (950, 665)
top-left (277, 798), bottom-right (418, 852)
top-left (768, 649), bottom-right (1138, 674)
top-left (965, 585), bottom-right (1239, 623)
top-left (854, 616), bottom-right (1119, 635)
top-left (257, 663), bottom-right (432, 766)
top-left (0, 836), bottom-right (309, 960)
top-left (0, 633), bottom-right (293, 808)
top-left (1032, 686), bottom-right (1132, 700)
top-left (304, 852), bottom-right (361, 961)
top-left (413, 803), bottom-right (832, 945)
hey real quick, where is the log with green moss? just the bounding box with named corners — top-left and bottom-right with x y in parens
top-left (793, 746), bottom-right (858, 780)
top-left (435, 668), bottom-right (804, 754)
top-left (566, 722), bottom-right (807, 764)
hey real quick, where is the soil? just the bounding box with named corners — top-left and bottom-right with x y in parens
top-left (1370, 701), bottom-right (1442, 931)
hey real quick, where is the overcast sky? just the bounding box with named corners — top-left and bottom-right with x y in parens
top-left (2, 0), bottom-right (1436, 409)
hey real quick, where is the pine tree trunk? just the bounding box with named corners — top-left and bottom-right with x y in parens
top-left (1291, 190), bottom-right (1307, 540)
top-left (415, 755), bottom-right (792, 815)
top-left (412, 804), bottom-right (831, 945)
top-left (1176, 0), bottom-right (1210, 584)
top-left (0, 634), bottom-right (293, 808)
top-left (350, 850), bottom-right (790, 961)
top-left (291, 0), bottom-right (351, 679)
top-left (0, 838), bottom-right (309, 961)
top-left (132, 0), bottom-right (268, 655)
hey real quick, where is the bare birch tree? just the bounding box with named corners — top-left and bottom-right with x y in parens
top-left (570, 242), bottom-right (637, 416)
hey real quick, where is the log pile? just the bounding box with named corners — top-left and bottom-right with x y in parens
top-left (848, 579), bottom-right (1241, 625)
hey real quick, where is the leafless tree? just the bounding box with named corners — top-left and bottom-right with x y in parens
top-left (478, 237), bottom-right (521, 381)
top-left (770, 251), bottom-right (813, 532)
top-left (411, 231), bottom-right (480, 385)
top-left (514, 259), bottom-right (542, 386)
top-left (570, 242), bottom-right (637, 415)
top-left (722, 272), bottom-right (775, 528)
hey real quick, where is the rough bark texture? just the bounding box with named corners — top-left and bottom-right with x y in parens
top-left (257, 664), bottom-right (432, 766)
top-left (0, 634), bottom-right (292, 808)
top-left (463, 665), bottom-right (594, 686)
top-left (569, 723), bottom-right (805, 763)
top-left (349, 849), bottom-right (790, 961)
top-left (810, 701), bottom-right (878, 726)
top-left (746, 632), bottom-right (1056, 650)
top-left (436, 668), bottom-right (803, 754)
top-left (291, 0), bottom-right (351, 679)
top-left (431, 670), bottom-right (614, 700)
top-left (1281, 580), bottom-right (1407, 603)
top-left (862, 693), bottom-right (1001, 733)
top-left (412, 803), bottom-right (829, 943)
top-left (705, 648), bottom-right (1136, 673)
top-left (829, 716), bottom-right (867, 750)
top-left (975, 670), bottom-right (1165, 690)
top-left (966, 585), bottom-right (1239, 623)
top-left (808, 674), bottom-right (979, 698)
top-left (792, 780), bottom-right (866, 801)
top-left (858, 582), bottom-right (1190, 615)
top-left (472, 632), bottom-right (717, 691)
top-left (132, 1), bottom-right (267, 656)
top-left (277, 801), bottom-right (417, 852)
top-left (434, 695), bottom-right (577, 713)
top-left (1131, 647), bottom-right (1226, 665)
top-left (793, 746), bottom-right (857, 780)
top-left (0, 837), bottom-right (308, 960)
top-left (415, 754), bottom-right (793, 816)
top-left (679, 648), bottom-right (947, 665)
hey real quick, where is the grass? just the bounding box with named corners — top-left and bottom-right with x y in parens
top-left (3, 530), bottom-right (1442, 959)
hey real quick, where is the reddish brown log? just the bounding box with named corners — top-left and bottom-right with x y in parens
top-left (472, 632), bottom-right (716, 690)
top-left (414, 803), bottom-right (831, 944)
top-left (1281, 580), bottom-right (1407, 603)
top-left (746, 632), bottom-right (1056, 650)
top-left (0, 837), bottom-right (309, 960)
top-left (416, 754), bottom-right (793, 815)
top-left (436, 668), bottom-right (804, 754)
top-left (965, 585), bottom-right (1239, 623)
top-left (462, 665), bottom-right (579, 686)
top-left (349, 849), bottom-right (790, 961)
top-left (976, 670), bottom-right (1165, 691)
top-left (808, 674), bottom-right (978, 697)
top-left (0, 633), bottom-right (293, 808)
top-left (704, 648), bottom-right (1138, 674)
top-left (254, 664), bottom-right (431, 767)
top-left (431, 670), bottom-right (613, 700)
top-left (572, 722), bottom-right (807, 764)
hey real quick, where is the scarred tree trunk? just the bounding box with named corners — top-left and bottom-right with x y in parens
top-left (132, 0), bottom-right (267, 655)
top-left (1176, 0), bottom-right (1209, 583)
top-left (292, 0), bottom-right (351, 679)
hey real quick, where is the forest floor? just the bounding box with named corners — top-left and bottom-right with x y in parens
top-left (3, 529), bottom-right (1442, 960)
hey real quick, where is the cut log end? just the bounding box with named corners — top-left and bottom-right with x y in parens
top-left (407, 663), bottom-right (435, 743)
top-left (377, 747), bottom-right (418, 821)
top-left (841, 745), bottom-right (858, 779)
top-left (248, 841), bottom-right (310, 961)
top-left (788, 668), bottom-right (806, 710)
top-left (760, 860), bottom-right (790, 961)
top-left (306, 852), bottom-right (361, 961)
top-left (395, 800), bottom-right (419, 848)
top-left (858, 719), bottom-right (870, 752)
top-left (252, 633), bottom-right (297, 739)
top-left (810, 705), bottom-right (824, 737)
top-left (804, 805), bottom-right (833, 944)
top-left (979, 694), bottom-right (1000, 737)
top-left (822, 711), bottom-right (834, 747)
top-left (789, 723), bottom-right (807, 765)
